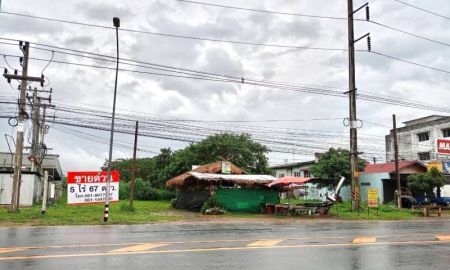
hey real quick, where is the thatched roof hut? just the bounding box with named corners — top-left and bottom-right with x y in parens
top-left (167, 172), bottom-right (275, 189)
top-left (166, 161), bottom-right (247, 188)
top-left (166, 161), bottom-right (278, 212)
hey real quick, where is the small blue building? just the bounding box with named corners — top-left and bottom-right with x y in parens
top-left (359, 161), bottom-right (427, 204)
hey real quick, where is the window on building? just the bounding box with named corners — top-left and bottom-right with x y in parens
top-left (443, 128), bottom-right (450, 138)
top-left (361, 182), bottom-right (370, 186)
top-left (418, 152), bottom-right (431, 161)
top-left (417, 132), bottom-right (429, 142)
top-left (277, 173), bottom-right (285, 178)
top-left (293, 172), bottom-right (301, 177)
top-left (303, 171), bottom-right (311, 178)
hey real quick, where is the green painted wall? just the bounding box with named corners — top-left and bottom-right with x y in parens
top-left (215, 188), bottom-right (279, 212)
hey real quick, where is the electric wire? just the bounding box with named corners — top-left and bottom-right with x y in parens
top-left (391, 0), bottom-right (450, 20)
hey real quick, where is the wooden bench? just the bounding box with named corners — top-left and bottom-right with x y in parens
top-left (412, 205), bottom-right (442, 217)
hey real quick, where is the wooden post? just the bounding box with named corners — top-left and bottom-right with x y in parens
top-left (128, 121), bottom-right (138, 208)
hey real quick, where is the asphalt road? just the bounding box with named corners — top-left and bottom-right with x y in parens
top-left (1, 219), bottom-right (450, 270)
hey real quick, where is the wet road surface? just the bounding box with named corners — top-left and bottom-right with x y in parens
top-left (1, 219), bottom-right (450, 270)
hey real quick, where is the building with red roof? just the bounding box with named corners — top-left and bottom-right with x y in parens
top-left (360, 161), bottom-right (427, 204)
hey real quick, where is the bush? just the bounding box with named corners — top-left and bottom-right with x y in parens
top-left (119, 179), bottom-right (176, 201)
top-left (119, 182), bottom-right (130, 200)
top-left (120, 201), bottom-right (135, 212)
top-left (201, 196), bottom-right (223, 214)
top-left (170, 198), bottom-right (178, 208)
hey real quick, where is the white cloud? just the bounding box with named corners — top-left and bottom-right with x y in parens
top-left (0, 0), bottom-right (449, 170)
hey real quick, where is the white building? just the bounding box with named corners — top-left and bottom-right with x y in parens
top-left (0, 152), bottom-right (63, 206)
top-left (385, 115), bottom-right (450, 197)
top-left (269, 161), bottom-right (315, 178)
top-left (385, 115), bottom-right (450, 162)
top-left (269, 160), bottom-right (351, 201)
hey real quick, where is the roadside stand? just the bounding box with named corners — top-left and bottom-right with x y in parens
top-left (266, 176), bottom-right (332, 216)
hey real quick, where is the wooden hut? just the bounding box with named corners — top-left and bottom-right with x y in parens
top-left (166, 161), bottom-right (278, 212)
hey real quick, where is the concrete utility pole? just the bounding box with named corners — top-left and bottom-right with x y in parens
top-left (346, 0), bottom-right (370, 211)
top-left (347, 0), bottom-right (360, 211)
top-left (129, 121), bottom-right (139, 208)
top-left (41, 170), bottom-right (49, 215)
top-left (104, 17), bottom-right (120, 223)
top-left (393, 114), bottom-right (402, 208)
top-left (30, 87), bottom-right (40, 172)
top-left (3, 42), bottom-right (45, 212)
top-left (9, 42), bottom-right (29, 212)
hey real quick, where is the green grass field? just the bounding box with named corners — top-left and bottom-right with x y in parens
top-left (330, 201), bottom-right (423, 220)
top-left (0, 197), bottom-right (183, 226)
top-left (0, 196), bottom-right (442, 226)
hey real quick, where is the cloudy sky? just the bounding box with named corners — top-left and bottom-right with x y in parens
top-left (0, 0), bottom-right (450, 172)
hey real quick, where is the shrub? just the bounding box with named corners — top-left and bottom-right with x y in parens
top-left (201, 196), bottom-right (223, 214)
top-left (119, 179), bottom-right (176, 201)
top-left (119, 182), bottom-right (129, 200)
top-left (170, 198), bottom-right (178, 208)
top-left (120, 201), bottom-right (135, 212)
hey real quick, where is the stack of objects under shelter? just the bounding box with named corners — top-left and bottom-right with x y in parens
top-left (166, 161), bottom-right (278, 212)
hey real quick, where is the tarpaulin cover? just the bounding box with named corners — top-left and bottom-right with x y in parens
top-left (215, 188), bottom-right (279, 212)
top-left (268, 176), bottom-right (311, 187)
top-left (175, 189), bottom-right (210, 211)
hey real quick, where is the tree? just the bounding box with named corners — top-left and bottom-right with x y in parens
top-left (310, 148), bottom-right (366, 187)
top-left (166, 133), bottom-right (271, 177)
top-left (106, 133), bottom-right (271, 189)
top-left (408, 167), bottom-right (447, 197)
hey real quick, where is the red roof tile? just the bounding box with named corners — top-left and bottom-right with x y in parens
top-left (362, 161), bottom-right (426, 174)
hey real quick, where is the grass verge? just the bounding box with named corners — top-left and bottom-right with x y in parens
top-left (1, 197), bottom-right (445, 226)
top-left (330, 201), bottom-right (423, 220)
top-left (0, 196), bottom-right (183, 226)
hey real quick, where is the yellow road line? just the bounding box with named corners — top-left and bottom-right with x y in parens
top-left (0, 248), bottom-right (27, 254)
top-left (1, 232), bottom-right (448, 252)
top-left (436, 235), bottom-right (450, 241)
top-left (352, 237), bottom-right (376, 244)
top-left (246, 239), bottom-right (283, 247)
top-left (0, 239), bottom-right (449, 261)
top-left (109, 243), bottom-right (168, 253)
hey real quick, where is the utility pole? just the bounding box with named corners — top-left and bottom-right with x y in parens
top-left (347, 0), bottom-right (360, 211)
top-left (3, 42), bottom-right (45, 212)
top-left (30, 87), bottom-right (40, 172)
top-left (129, 121), bottom-right (139, 208)
top-left (8, 42), bottom-right (29, 212)
top-left (41, 170), bottom-right (49, 215)
top-left (393, 114), bottom-right (402, 208)
top-left (346, 0), bottom-right (370, 211)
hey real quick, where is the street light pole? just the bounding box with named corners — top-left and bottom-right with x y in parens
top-left (104, 17), bottom-right (120, 223)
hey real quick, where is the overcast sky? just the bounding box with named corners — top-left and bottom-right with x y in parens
top-left (1, 0), bottom-right (450, 173)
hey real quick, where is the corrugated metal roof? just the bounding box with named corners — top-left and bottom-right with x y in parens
top-left (268, 160), bottom-right (315, 169)
top-left (189, 172), bottom-right (275, 182)
top-left (0, 152), bottom-right (63, 180)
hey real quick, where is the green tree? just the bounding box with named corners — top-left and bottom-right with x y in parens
top-left (106, 134), bottom-right (270, 189)
top-left (310, 148), bottom-right (366, 186)
top-left (166, 133), bottom-right (271, 177)
top-left (408, 167), bottom-right (447, 196)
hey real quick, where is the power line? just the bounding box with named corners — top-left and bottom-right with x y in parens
top-left (369, 20), bottom-right (450, 48)
top-left (176, 0), bottom-right (349, 20)
top-left (392, 0), bottom-right (450, 20)
top-left (368, 51), bottom-right (450, 75)
top-left (2, 50), bottom-right (450, 115)
top-left (0, 11), bottom-right (347, 52)
top-left (176, 0), bottom-right (450, 49)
